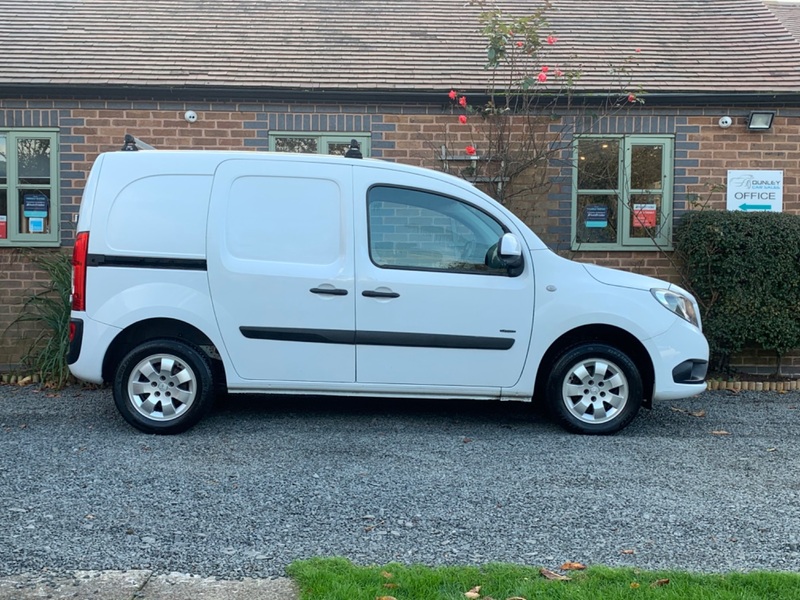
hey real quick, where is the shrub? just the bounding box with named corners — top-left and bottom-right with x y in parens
top-left (9, 250), bottom-right (73, 387)
top-left (674, 210), bottom-right (800, 374)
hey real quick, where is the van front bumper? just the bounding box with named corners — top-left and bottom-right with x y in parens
top-left (649, 317), bottom-right (709, 402)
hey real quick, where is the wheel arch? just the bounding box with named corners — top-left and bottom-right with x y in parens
top-left (102, 318), bottom-right (226, 387)
top-left (533, 324), bottom-right (655, 409)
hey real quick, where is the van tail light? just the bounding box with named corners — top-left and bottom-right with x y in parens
top-left (71, 232), bottom-right (89, 312)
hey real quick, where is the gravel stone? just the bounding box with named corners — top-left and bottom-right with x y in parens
top-left (1, 384), bottom-right (799, 576)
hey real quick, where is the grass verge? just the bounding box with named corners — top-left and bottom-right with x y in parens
top-left (287, 557), bottom-right (800, 600)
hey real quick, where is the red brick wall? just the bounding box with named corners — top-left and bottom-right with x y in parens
top-left (2, 99), bottom-right (799, 374)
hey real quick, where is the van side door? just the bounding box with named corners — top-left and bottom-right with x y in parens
top-left (353, 168), bottom-right (535, 389)
top-left (207, 158), bottom-right (355, 383)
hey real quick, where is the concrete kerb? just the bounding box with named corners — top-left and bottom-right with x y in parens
top-left (0, 571), bottom-right (299, 600)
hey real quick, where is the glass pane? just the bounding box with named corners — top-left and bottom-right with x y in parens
top-left (629, 193), bottom-right (663, 239)
top-left (631, 144), bottom-right (663, 190)
top-left (0, 189), bottom-right (7, 239)
top-left (576, 194), bottom-right (617, 244)
top-left (368, 186), bottom-right (505, 273)
top-left (274, 137), bottom-right (318, 153)
top-left (327, 142), bottom-right (350, 156)
top-left (577, 139), bottom-right (619, 190)
top-left (18, 189), bottom-right (50, 235)
top-left (17, 138), bottom-right (51, 185)
top-left (0, 134), bottom-right (7, 185)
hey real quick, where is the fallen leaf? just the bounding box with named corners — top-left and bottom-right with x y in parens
top-left (630, 582), bottom-right (640, 589)
top-left (539, 569), bottom-right (571, 581)
top-left (383, 583), bottom-right (399, 589)
top-left (621, 549), bottom-right (635, 555)
top-left (670, 407), bottom-right (706, 417)
top-left (560, 561), bottom-right (586, 571)
top-left (651, 578), bottom-right (670, 587)
top-left (767, 447), bottom-right (777, 452)
top-left (463, 437), bottom-right (473, 443)
top-left (376, 596), bottom-right (397, 600)
top-left (381, 571), bottom-right (393, 579)
top-left (506, 597), bottom-right (527, 600)
top-left (711, 430), bottom-right (731, 436)
top-left (464, 586), bottom-right (482, 599)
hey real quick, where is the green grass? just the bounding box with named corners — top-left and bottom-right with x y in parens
top-left (287, 557), bottom-right (800, 600)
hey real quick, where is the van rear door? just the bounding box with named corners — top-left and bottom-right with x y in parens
top-left (207, 158), bottom-right (355, 382)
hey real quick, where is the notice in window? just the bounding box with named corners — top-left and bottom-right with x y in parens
top-left (0, 216), bottom-right (6, 239)
top-left (28, 217), bottom-right (44, 233)
top-left (23, 192), bottom-right (49, 217)
top-left (584, 204), bottom-right (608, 228)
top-left (632, 203), bottom-right (657, 228)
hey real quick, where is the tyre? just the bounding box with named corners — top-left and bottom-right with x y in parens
top-left (546, 343), bottom-right (642, 435)
top-left (113, 339), bottom-right (215, 434)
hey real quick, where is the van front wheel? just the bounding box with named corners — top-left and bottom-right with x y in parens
top-left (546, 344), bottom-right (642, 435)
top-left (113, 339), bottom-right (214, 434)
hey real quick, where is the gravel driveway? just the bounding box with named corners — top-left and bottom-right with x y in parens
top-left (1, 384), bottom-right (799, 577)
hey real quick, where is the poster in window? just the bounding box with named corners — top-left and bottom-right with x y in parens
top-left (28, 217), bottom-right (45, 233)
top-left (23, 192), bottom-right (49, 218)
top-left (0, 216), bottom-right (6, 239)
top-left (632, 203), bottom-right (657, 228)
top-left (584, 204), bottom-right (608, 228)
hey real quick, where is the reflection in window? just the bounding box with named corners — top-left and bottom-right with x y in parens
top-left (0, 134), bottom-right (7, 185)
top-left (577, 139), bottom-right (619, 190)
top-left (368, 186), bottom-right (506, 274)
top-left (631, 145), bottom-right (663, 190)
top-left (274, 137), bottom-right (318, 154)
top-left (576, 195), bottom-right (617, 244)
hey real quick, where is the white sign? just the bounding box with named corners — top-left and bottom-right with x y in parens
top-left (726, 170), bottom-right (783, 212)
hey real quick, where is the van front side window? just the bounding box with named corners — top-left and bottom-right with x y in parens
top-left (367, 185), bottom-right (506, 274)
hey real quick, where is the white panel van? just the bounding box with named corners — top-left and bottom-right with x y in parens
top-left (68, 147), bottom-right (708, 435)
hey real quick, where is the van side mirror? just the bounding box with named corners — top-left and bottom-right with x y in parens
top-left (485, 232), bottom-right (524, 274)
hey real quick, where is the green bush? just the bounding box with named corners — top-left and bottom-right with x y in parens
top-left (674, 210), bottom-right (800, 374)
top-left (9, 250), bottom-right (73, 387)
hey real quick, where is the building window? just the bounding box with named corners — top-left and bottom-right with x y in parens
top-left (269, 132), bottom-right (371, 157)
top-left (572, 135), bottom-right (674, 250)
top-left (0, 129), bottom-right (60, 246)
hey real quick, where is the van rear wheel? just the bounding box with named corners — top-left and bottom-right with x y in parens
top-left (113, 339), bottom-right (214, 434)
top-left (546, 343), bottom-right (642, 435)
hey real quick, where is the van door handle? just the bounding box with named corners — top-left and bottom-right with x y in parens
top-left (310, 287), bottom-right (349, 296)
top-left (362, 290), bottom-right (400, 298)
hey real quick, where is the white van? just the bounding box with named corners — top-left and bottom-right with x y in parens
top-left (67, 146), bottom-right (708, 435)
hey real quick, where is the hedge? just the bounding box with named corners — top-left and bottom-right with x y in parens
top-left (674, 210), bottom-right (800, 374)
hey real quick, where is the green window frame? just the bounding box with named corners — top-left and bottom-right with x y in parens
top-left (0, 129), bottom-right (60, 246)
top-left (571, 135), bottom-right (674, 251)
top-left (268, 132), bottom-right (371, 157)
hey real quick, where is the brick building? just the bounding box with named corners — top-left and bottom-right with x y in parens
top-left (2, 0), bottom-right (800, 372)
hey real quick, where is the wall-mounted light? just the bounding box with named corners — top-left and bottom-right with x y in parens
top-left (747, 111), bottom-right (775, 131)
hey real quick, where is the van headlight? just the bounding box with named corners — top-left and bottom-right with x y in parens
top-left (651, 288), bottom-right (701, 328)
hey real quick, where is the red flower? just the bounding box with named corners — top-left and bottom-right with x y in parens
top-left (547, 35), bottom-right (557, 44)
top-left (541, 65), bottom-right (549, 73)
top-left (459, 115), bottom-right (467, 124)
top-left (516, 41), bottom-right (524, 47)
top-left (555, 69), bottom-right (563, 77)
top-left (635, 48), bottom-right (641, 53)
top-left (465, 145), bottom-right (476, 156)
top-left (449, 90), bottom-right (458, 100)
top-left (537, 72), bottom-right (548, 82)
top-left (459, 96), bottom-right (467, 107)
top-left (628, 93), bottom-right (636, 102)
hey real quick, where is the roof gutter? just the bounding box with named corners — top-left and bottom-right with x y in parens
top-left (1, 84), bottom-right (799, 107)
